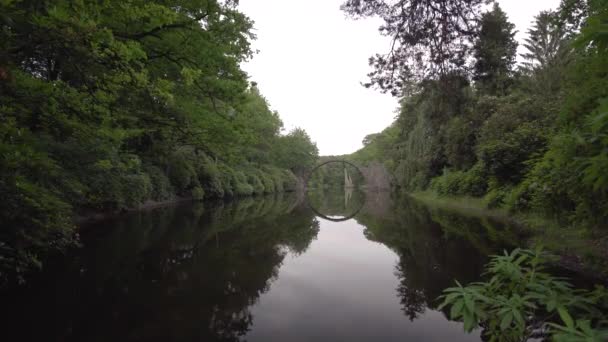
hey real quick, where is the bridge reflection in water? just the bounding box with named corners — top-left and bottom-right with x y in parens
top-left (306, 187), bottom-right (366, 222)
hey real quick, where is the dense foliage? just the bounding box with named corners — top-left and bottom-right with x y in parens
top-left (439, 249), bottom-right (608, 341)
top-left (349, 0), bottom-right (608, 230)
top-left (347, 1), bottom-right (608, 336)
top-left (0, 0), bottom-right (318, 285)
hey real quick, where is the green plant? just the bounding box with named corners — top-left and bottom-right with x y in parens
top-left (191, 186), bottom-right (205, 201)
top-left (282, 170), bottom-right (299, 192)
top-left (438, 248), bottom-right (608, 341)
top-left (247, 173), bottom-right (265, 195)
top-left (145, 165), bottom-right (174, 201)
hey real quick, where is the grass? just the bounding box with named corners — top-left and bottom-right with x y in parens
top-left (410, 191), bottom-right (511, 219)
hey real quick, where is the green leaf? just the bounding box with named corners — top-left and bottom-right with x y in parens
top-left (500, 312), bottom-right (513, 330)
top-left (451, 299), bottom-right (464, 319)
top-left (463, 313), bottom-right (476, 332)
top-left (464, 294), bottom-right (475, 313)
top-left (558, 307), bottom-right (574, 329)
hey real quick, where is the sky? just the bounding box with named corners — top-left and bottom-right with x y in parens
top-left (240, 0), bottom-right (560, 156)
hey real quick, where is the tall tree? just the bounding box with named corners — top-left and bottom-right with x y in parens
top-left (472, 3), bottom-right (518, 95)
top-left (341, 0), bottom-right (487, 96)
top-left (521, 10), bottom-right (572, 96)
top-left (522, 11), bottom-right (570, 70)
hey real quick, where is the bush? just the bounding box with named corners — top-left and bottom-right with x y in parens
top-left (191, 186), bottom-right (205, 200)
top-left (122, 173), bottom-right (152, 207)
top-left (0, 176), bottom-right (76, 285)
top-left (431, 170), bottom-right (468, 196)
top-left (282, 170), bottom-right (299, 192)
top-left (247, 173), bottom-right (265, 195)
top-left (477, 122), bottom-right (548, 184)
top-left (431, 164), bottom-right (487, 197)
top-left (145, 165), bottom-right (174, 201)
top-left (484, 187), bottom-right (509, 209)
top-left (233, 171), bottom-right (254, 196)
top-left (439, 249), bottom-right (608, 341)
top-left (503, 178), bottom-right (536, 212)
top-left (197, 155), bottom-right (224, 198)
top-left (262, 166), bottom-right (290, 193)
top-left (257, 170), bottom-right (275, 193)
top-left (217, 164), bottom-right (236, 198)
top-left (167, 151), bottom-right (198, 193)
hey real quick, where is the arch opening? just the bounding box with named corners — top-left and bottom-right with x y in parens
top-left (305, 160), bottom-right (366, 222)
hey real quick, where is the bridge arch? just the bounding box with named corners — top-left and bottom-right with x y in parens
top-left (304, 160), bottom-right (365, 190)
top-left (304, 160), bottom-right (367, 222)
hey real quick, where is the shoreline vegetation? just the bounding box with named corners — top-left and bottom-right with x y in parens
top-left (339, 0), bottom-right (608, 336)
top-left (343, 0), bottom-right (608, 277)
top-left (0, 0), bottom-right (319, 286)
top-left (74, 179), bottom-right (306, 225)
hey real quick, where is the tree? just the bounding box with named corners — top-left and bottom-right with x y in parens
top-left (274, 128), bottom-right (319, 173)
top-left (472, 3), bottom-right (518, 95)
top-left (522, 11), bottom-right (571, 70)
top-left (0, 0), bottom-right (319, 285)
top-left (362, 133), bottom-right (380, 146)
top-left (341, 0), bottom-right (487, 96)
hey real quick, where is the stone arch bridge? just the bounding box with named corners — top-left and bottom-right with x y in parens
top-left (303, 159), bottom-right (393, 191)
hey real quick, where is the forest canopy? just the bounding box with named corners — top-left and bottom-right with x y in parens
top-left (0, 0), bottom-right (318, 285)
top-left (348, 0), bottom-right (608, 229)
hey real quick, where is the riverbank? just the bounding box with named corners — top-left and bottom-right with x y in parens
top-left (74, 196), bottom-right (195, 224)
top-left (74, 188), bottom-right (307, 226)
top-left (409, 191), bottom-right (608, 281)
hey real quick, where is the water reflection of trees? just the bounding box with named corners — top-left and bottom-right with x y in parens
top-left (356, 193), bottom-right (521, 322)
top-left (3, 193), bottom-right (319, 342)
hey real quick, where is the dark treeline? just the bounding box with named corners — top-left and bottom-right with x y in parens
top-left (348, 0), bottom-right (608, 231)
top-left (0, 1), bottom-right (319, 285)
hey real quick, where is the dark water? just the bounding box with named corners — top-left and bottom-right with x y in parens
top-left (2, 190), bottom-right (526, 342)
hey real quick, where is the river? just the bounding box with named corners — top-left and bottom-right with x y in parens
top-left (3, 190), bottom-right (531, 341)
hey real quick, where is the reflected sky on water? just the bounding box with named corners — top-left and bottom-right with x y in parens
top-left (2, 191), bottom-right (528, 341)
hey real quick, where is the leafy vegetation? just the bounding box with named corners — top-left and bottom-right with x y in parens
top-left (439, 248), bottom-right (608, 341)
top-left (0, 0), bottom-right (318, 285)
top-left (349, 0), bottom-right (608, 230)
top-left (347, 0), bottom-right (608, 337)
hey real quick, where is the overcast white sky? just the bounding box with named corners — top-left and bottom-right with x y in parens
top-left (240, 0), bottom-right (560, 156)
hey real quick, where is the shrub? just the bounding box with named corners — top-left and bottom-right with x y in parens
top-left (122, 173), bottom-right (152, 207)
top-left (282, 169), bottom-right (299, 192)
top-left (145, 165), bottom-right (174, 201)
top-left (257, 170), bottom-right (275, 193)
top-left (484, 187), bottom-right (509, 209)
top-left (439, 249), bottom-right (608, 341)
top-left (191, 186), bottom-right (205, 200)
top-left (167, 151), bottom-right (197, 193)
top-left (197, 155), bottom-right (224, 198)
top-left (217, 164), bottom-right (236, 198)
top-left (262, 166), bottom-right (290, 193)
top-left (431, 164), bottom-right (487, 197)
top-left (233, 171), bottom-right (254, 196)
top-left (477, 123), bottom-right (548, 184)
top-left (431, 169), bottom-right (468, 196)
top-left (247, 173), bottom-right (265, 195)
top-left (503, 178), bottom-right (537, 212)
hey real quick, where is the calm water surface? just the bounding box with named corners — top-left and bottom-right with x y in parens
top-left (3, 190), bottom-right (524, 341)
